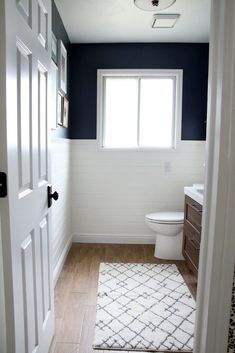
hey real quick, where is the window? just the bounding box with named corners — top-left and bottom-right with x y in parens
top-left (97, 70), bottom-right (183, 149)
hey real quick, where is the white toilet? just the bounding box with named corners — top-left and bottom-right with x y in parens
top-left (145, 212), bottom-right (184, 260)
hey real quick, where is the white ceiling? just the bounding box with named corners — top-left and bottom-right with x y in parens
top-left (54, 0), bottom-right (211, 43)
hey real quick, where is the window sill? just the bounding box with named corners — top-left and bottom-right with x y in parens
top-left (99, 146), bottom-right (176, 152)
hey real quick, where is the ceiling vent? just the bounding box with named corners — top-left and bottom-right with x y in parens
top-left (152, 14), bottom-right (180, 28)
top-left (134, 0), bottom-right (176, 12)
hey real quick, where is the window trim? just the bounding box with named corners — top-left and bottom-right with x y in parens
top-left (97, 69), bottom-right (183, 151)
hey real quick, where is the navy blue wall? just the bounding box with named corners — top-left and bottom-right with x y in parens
top-left (69, 43), bottom-right (209, 140)
top-left (52, 0), bottom-right (70, 138)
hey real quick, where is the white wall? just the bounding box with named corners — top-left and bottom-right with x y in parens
top-left (51, 137), bottom-right (72, 283)
top-left (71, 140), bottom-right (205, 243)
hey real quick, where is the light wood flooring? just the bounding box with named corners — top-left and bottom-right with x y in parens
top-left (49, 244), bottom-right (197, 353)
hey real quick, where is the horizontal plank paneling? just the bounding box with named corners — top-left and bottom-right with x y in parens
top-left (51, 138), bottom-right (72, 283)
top-left (71, 140), bottom-right (205, 242)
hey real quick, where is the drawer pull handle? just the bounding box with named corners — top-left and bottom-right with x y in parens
top-left (190, 204), bottom-right (202, 213)
top-left (188, 236), bottom-right (200, 250)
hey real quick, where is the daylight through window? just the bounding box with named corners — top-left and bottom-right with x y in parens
top-left (98, 70), bottom-right (182, 149)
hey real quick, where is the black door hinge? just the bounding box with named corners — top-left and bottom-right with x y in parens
top-left (0, 172), bottom-right (7, 198)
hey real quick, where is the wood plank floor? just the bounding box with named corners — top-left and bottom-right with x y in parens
top-left (49, 244), bottom-right (197, 353)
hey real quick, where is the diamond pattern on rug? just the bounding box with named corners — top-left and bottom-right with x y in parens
top-left (93, 263), bottom-right (195, 352)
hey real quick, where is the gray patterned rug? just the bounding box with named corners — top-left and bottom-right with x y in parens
top-left (93, 263), bottom-right (195, 352)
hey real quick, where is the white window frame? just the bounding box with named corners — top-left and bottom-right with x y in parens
top-left (97, 69), bottom-right (183, 150)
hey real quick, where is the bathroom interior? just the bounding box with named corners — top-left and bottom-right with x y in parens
top-left (50, 0), bottom-right (210, 352)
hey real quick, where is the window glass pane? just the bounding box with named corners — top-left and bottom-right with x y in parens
top-left (103, 77), bottom-right (138, 148)
top-left (139, 78), bottom-right (174, 148)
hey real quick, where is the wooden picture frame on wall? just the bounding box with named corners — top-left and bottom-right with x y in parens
top-left (57, 93), bottom-right (63, 125)
top-left (58, 39), bottom-right (67, 95)
top-left (62, 97), bottom-right (69, 128)
top-left (51, 33), bottom-right (57, 64)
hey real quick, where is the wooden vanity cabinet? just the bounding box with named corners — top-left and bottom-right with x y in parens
top-left (182, 195), bottom-right (202, 277)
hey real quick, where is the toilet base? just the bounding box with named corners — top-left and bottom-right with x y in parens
top-left (154, 231), bottom-right (184, 260)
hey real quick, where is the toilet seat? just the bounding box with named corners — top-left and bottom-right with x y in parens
top-left (145, 211), bottom-right (184, 224)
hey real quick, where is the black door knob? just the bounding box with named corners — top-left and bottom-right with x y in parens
top-left (51, 191), bottom-right (59, 200)
top-left (47, 185), bottom-right (59, 208)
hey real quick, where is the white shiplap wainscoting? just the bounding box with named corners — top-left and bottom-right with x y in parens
top-left (71, 140), bottom-right (205, 244)
top-left (51, 138), bottom-right (72, 284)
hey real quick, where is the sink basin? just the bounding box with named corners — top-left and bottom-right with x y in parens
top-left (184, 184), bottom-right (204, 205)
top-left (197, 189), bottom-right (204, 195)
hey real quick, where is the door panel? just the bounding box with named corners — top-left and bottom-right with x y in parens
top-left (16, 40), bottom-right (33, 196)
top-left (21, 232), bottom-right (39, 353)
top-left (16, 0), bottom-right (32, 26)
top-left (39, 217), bottom-right (51, 323)
top-left (38, 63), bottom-right (48, 184)
top-left (37, 0), bottom-right (48, 49)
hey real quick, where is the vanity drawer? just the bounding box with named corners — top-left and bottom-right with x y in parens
top-left (183, 195), bottom-right (202, 277)
top-left (184, 195), bottom-right (202, 231)
top-left (184, 221), bottom-right (201, 242)
top-left (183, 229), bottom-right (200, 275)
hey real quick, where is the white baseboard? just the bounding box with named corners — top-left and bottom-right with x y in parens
top-left (72, 233), bottom-right (155, 244)
top-left (53, 237), bottom-right (72, 286)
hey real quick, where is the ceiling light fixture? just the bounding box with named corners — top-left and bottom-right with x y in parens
top-left (134, 0), bottom-right (176, 12)
top-left (152, 14), bottom-right (180, 28)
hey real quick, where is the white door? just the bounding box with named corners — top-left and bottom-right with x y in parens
top-left (0, 0), bottom-right (55, 352)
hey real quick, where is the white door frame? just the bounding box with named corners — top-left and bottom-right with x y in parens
top-left (0, 1), bottom-right (9, 352)
top-left (194, 0), bottom-right (235, 352)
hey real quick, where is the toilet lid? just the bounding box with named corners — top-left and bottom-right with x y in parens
top-left (145, 211), bottom-right (184, 224)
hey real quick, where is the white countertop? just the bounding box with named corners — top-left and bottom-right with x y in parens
top-left (184, 185), bottom-right (204, 205)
